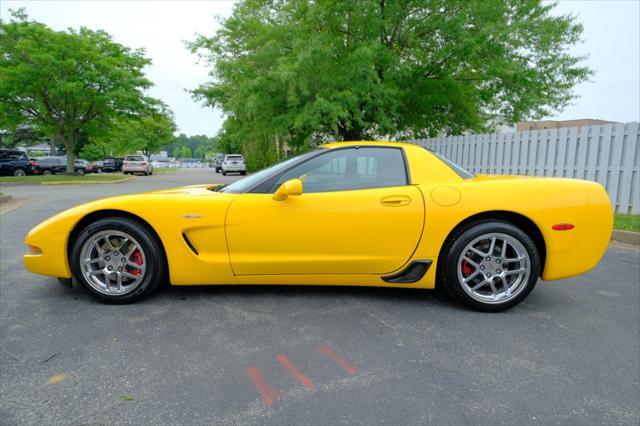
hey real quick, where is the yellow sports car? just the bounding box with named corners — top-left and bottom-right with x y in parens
top-left (23, 141), bottom-right (613, 311)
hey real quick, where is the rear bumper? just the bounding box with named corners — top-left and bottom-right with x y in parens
top-left (123, 166), bottom-right (150, 172)
top-left (222, 166), bottom-right (246, 172)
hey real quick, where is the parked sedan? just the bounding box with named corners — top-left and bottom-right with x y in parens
top-left (86, 161), bottom-right (104, 173)
top-left (74, 159), bottom-right (88, 175)
top-left (0, 149), bottom-right (34, 176)
top-left (22, 141), bottom-right (612, 310)
top-left (123, 155), bottom-right (153, 176)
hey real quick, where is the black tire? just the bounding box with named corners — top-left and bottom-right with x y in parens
top-left (439, 220), bottom-right (540, 312)
top-left (76, 169), bottom-right (85, 176)
top-left (215, 167), bottom-right (220, 173)
top-left (97, 168), bottom-right (102, 173)
top-left (70, 217), bottom-right (167, 304)
top-left (13, 168), bottom-right (26, 176)
top-left (42, 170), bottom-right (52, 176)
top-left (241, 171), bottom-right (247, 175)
top-left (222, 171), bottom-right (227, 176)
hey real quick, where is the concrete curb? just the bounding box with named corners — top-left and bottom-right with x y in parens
top-left (40, 176), bottom-right (138, 185)
top-left (0, 194), bottom-right (12, 204)
top-left (611, 230), bottom-right (640, 246)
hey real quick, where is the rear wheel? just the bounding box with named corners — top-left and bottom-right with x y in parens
top-left (42, 170), bottom-right (52, 176)
top-left (70, 217), bottom-right (166, 304)
top-left (222, 171), bottom-right (227, 176)
top-left (440, 221), bottom-right (540, 312)
top-left (13, 168), bottom-right (26, 177)
top-left (76, 168), bottom-right (85, 176)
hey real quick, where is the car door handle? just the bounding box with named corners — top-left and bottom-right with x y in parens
top-left (380, 195), bottom-right (411, 207)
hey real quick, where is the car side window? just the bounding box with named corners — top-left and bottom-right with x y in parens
top-left (272, 147), bottom-right (408, 193)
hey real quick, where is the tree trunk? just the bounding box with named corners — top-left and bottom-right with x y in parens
top-left (49, 136), bottom-right (58, 157)
top-left (64, 134), bottom-right (75, 174)
top-left (274, 135), bottom-right (280, 161)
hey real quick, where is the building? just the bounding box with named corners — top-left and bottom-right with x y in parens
top-left (516, 119), bottom-right (618, 132)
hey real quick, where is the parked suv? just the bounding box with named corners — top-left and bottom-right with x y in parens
top-left (212, 154), bottom-right (225, 173)
top-left (0, 149), bottom-right (34, 176)
top-left (221, 154), bottom-right (247, 176)
top-left (123, 154), bottom-right (153, 175)
top-left (102, 157), bottom-right (124, 172)
top-left (32, 157), bottom-right (86, 175)
top-left (31, 157), bottom-right (66, 175)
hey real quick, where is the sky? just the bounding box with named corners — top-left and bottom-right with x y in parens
top-left (1, 0), bottom-right (638, 136)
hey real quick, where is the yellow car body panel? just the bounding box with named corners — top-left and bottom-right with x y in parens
top-left (24, 141), bottom-right (613, 289)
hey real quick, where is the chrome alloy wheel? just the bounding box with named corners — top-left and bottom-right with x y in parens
top-left (457, 232), bottom-right (531, 304)
top-left (79, 230), bottom-right (146, 295)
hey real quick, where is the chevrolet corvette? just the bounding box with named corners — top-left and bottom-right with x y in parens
top-left (23, 141), bottom-right (613, 311)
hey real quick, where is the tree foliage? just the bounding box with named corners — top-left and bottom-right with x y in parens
top-left (0, 9), bottom-right (153, 172)
top-left (190, 0), bottom-right (590, 165)
top-left (91, 101), bottom-right (177, 157)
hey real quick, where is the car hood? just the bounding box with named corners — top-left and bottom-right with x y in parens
top-left (145, 183), bottom-right (224, 195)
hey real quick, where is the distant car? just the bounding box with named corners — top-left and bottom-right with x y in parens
top-left (31, 157), bottom-right (66, 175)
top-left (102, 157), bottom-right (124, 173)
top-left (0, 149), bottom-right (34, 176)
top-left (221, 154), bottom-right (247, 176)
top-left (212, 154), bottom-right (225, 173)
top-left (123, 155), bottom-right (153, 176)
top-left (87, 161), bottom-right (104, 174)
top-left (32, 157), bottom-right (86, 175)
top-left (73, 159), bottom-right (88, 175)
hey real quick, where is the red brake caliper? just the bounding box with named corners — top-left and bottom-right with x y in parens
top-left (462, 259), bottom-right (473, 276)
top-left (130, 249), bottom-right (143, 276)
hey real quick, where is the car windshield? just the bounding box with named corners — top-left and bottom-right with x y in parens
top-left (218, 149), bottom-right (322, 193)
top-left (226, 155), bottom-right (243, 160)
top-left (126, 156), bottom-right (144, 161)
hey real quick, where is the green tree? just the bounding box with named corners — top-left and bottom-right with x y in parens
top-left (190, 0), bottom-right (590, 165)
top-left (79, 143), bottom-right (105, 161)
top-left (0, 9), bottom-right (153, 172)
top-left (173, 145), bottom-right (192, 159)
top-left (100, 102), bottom-right (177, 157)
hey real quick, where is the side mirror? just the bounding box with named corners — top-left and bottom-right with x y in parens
top-left (273, 178), bottom-right (303, 201)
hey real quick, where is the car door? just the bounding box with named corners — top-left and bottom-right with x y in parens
top-left (225, 146), bottom-right (425, 276)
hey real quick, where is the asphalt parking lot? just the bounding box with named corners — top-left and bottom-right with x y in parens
top-left (1, 168), bottom-right (638, 425)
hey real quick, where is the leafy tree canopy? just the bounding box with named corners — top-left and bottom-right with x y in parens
top-left (90, 100), bottom-right (177, 157)
top-left (0, 9), bottom-right (154, 172)
top-left (190, 0), bottom-right (590, 165)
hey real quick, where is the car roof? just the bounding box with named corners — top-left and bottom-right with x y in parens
top-left (321, 140), bottom-right (416, 149)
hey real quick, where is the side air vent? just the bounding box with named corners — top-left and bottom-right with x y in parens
top-left (182, 233), bottom-right (199, 255)
top-left (382, 260), bottom-right (432, 283)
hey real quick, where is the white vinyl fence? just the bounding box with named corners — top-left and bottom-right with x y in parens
top-left (411, 122), bottom-right (640, 214)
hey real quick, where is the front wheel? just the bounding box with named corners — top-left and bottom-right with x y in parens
top-left (13, 168), bottom-right (26, 177)
top-left (439, 221), bottom-right (540, 312)
top-left (70, 217), bottom-right (166, 304)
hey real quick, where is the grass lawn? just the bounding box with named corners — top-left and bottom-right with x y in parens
top-left (0, 173), bottom-right (132, 184)
top-left (614, 214), bottom-right (640, 233)
top-left (152, 167), bottom-right (177, 175)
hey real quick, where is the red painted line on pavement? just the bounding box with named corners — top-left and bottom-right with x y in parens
top-left (277, 354), bottom-right (315, 392)
top-left (318, 345), bottom-right (359, 375)
top-left (246, 366), bottom-right (284, 406)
